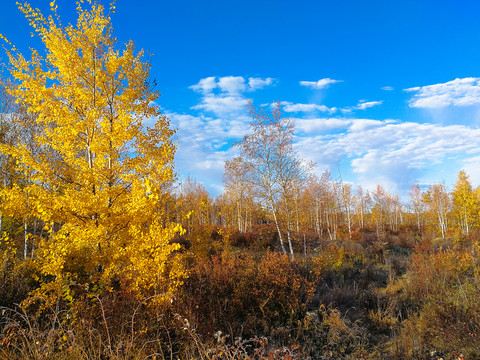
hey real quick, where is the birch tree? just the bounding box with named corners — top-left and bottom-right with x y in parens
top-left (409, 184), bottom-right (424, 234)
top-left (231, 101), bottom-right (305, 258)
top-left (424, 184), bottom-right (451, 238)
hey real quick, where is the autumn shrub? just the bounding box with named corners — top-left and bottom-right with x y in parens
top-left (0, 232), bottom-right (188, 359)
top-left (358, 232), bottom-right (381, 259)
top-left (0, 217), bottom-right (27, 255)
top-left (387, 226), bottom-right (417, 249)
top-left (384, 242), bottom-right (480, 358)
top-left (0, 287), bottom-right (186, 360)
top-left (286, 231), bottom-right (320, 256)
top-left (347, 227), bottom-right (362, 242)
top-left (309, 240), bottom-right (395, 351)
top-left (244, 223), bottom-right (278, 252)
top-left (310, 241), bottom-right (386, 287)
top-left (254, 252), bottom-right (316, 334)
top-left (229, 229), bottom-right (248, 248)
top-left (310, 242), bottom-right (348, 278)
top-left (179, 250), bottom-right (316, 340)
top-left (295, 306), bottom-right (368, 359)
top-left (316, 267), bottom-right (384, 326)
top-left (383, 244), bottom-right (411, 277)
top-left (407, 243), bottom-right (477, 300)
top-left (186, 224), bottom-right (227, 258)
top-left (0, 237), bottom-right (40, 309)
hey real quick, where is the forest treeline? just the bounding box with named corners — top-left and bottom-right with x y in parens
top-left (0, 1), bottom-right (479, 359)
top-left (178, 168), bottom-right (479, 250)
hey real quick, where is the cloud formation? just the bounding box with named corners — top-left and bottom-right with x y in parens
top-left (171, 75), bottom-right (480, 197)
top-left (356, 100), bottom-right (383, 110)
top-left (191, 96), bottom-right (248, 114)
top-left (294, 118), bottom-right (351, 132)
top-left (169, 111), bottom-right (249, 194)
top-left (462, 155), bottom-right (480, 186)
top-left (189, 76), bottom-right (275, 115)
top-left (190, 76), bottom-right (275, 95)
top-left (406, 77), bottom-right (480, 108)
top-left (295, 118), bottom-right (480, 194)
top-left (170, 75), bottom-right (278, 193)
top-left (299, 78), bottom-right (342, 89)
top-left (248, 77), bottom-right (275, 90)
top-left (341, 100), bottom-right (383, 113)
top-left (189, 76), bottom-right (218, 94)
top-left (281, 101), bottom-right (337, 114)
top-left (281, 99), bottom-right (381, 115)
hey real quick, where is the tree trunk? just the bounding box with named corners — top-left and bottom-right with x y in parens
top-left (23, 220), bottom-right (28, 260)
top-left (272, 209), bottom-right (286, 254)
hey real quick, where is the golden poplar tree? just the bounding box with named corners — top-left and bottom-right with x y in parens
top-left (0, 1), bottom-right (184, 301)
top-left (452, 171), bottom-right (478, 235)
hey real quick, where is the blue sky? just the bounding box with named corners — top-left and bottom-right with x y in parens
top-left (2, 0), bottom-right (480, 198)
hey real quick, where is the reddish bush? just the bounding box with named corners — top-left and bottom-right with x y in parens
top-left (179, 251), bottom-right (316, 339)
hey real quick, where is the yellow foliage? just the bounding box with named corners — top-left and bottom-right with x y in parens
top-left (0, 1), bottom-right (184, 303)
top-left (311, 243), bottom-right (346, 277)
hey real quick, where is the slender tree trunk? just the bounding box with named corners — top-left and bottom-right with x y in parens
top-left (244, 206), bottom-right (248, 232)
top-left (287, 227), bottom-right (294, 259)
top-left (23, 220), bottom-right (28, 260)
top-left (272, 208), bottom-right (286, 254)
top-left (346, 207), bottom-right (351, 239)
top-left (360, 203), bottom-right (364, 228)
top-left (284, 199), bottom-right (295, 259)
top-left (303, 233), bottom-right (307, 256)
top-left (268, 189), bottom-right (287, 254)
top-left (269, 198), bottom-right (286, 254)
top-left (237, 200), bottom-right (241, 232)
top-left (438, 211), bottom-right (445, 238)
top-left (295, 194), bottom-right (299, 233)
top-left (30, 219), bottom-right (37, 259)
top-left (417, 212), bottom-right (421, 233)
top-left (326, 210), bottom-right (333, 241)
top-left (464, 207), bottom-right (469, 235)
top-left (315, 203), bottom-right (320, 236)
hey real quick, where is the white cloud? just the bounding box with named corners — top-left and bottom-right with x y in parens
top-left (295, 118), bottom-right (351, 132)
top-left (300, 78), bottom-right (342, 89)
top-left (381, 86), bottom-right (394, 91)
top-left (169, 76), bottom-right (271, 192)
top-left (177, 75), bottom-right (480, 198)
top-left (356, 100), bottom-right (383, 110)
top-left (341, 100), bottom-right (383, 113)
top-left (281, 101), bottom-right (337, 113)
top-left (406, 77), bottom-right (480, 108)
top-left (349, 118), bottom-right (393, 131)
top-left (169, 110), bottom-right (250, 196)
top-left (295, 118), bottom-right (480, 196)
top-left (218, 76), bottom-right (246, 94)
top-left (192, 95), bottom-right (248, 114)
top-left (462, 156), bottom-right (480, 186)
top-left (190, 76), bottom-right (275, 96)
top-left (248, 77), bottom-right (275, 90)
top-left (189, 76), bottom-right (275, 115)
top-left (170, 112), bottom-right (250, 144)
top-left (189, 76), bottom-right (217, 94)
